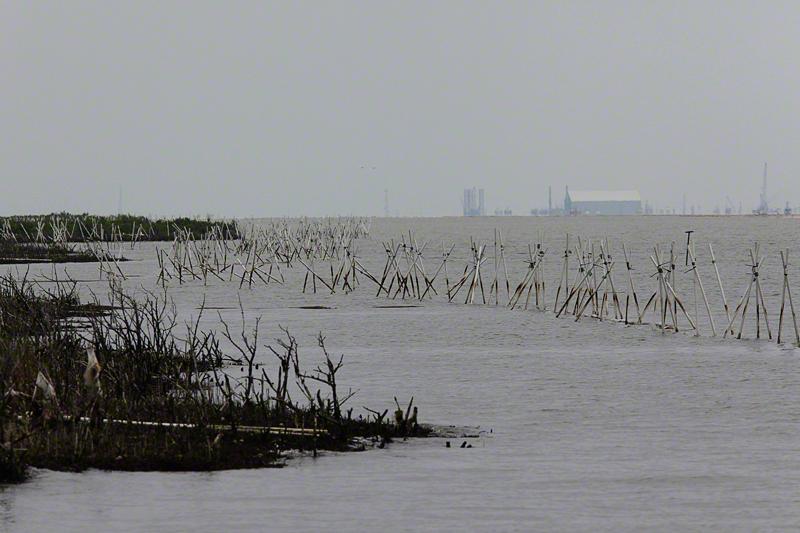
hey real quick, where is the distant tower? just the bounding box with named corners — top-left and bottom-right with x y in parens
top-left (117, 187), bottom-right (123, 215)
top-left (548, 186), bottom-right (552, 215)
top-left (384, 189), bottom-right (389, 218)
top-left (463, 188), bottom-right (478, 216)
top-left (757, 162), bottom-right (769, 215)
top-left (462, 187), bottom-right (485, 216)
top-left (682, 193), bottom-right (686, 216)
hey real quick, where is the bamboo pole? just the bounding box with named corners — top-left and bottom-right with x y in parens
top-left (782, 250), bottom-right (800, 346)
top-left (709, 244), bottom-right (732, 334)
top-left (622, 243), bottom-right (641, 324)
top-left (687, 247), bottom-right (716, 336)
top-left (499, 230), bottom-right (510, 303)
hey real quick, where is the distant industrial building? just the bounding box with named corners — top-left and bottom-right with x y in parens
top-left (564, 188), bottom-right (642, 215)
top-left (463, 187), bottom-right (485, 216)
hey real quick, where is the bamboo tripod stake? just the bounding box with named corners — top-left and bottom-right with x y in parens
top-left (777, 250), bottom-right (800, 346)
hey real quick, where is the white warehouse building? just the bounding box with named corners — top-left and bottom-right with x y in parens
top-left (564, 189), bottom-right (642, 215)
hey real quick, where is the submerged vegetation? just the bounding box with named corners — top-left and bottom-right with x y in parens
top-left (0, 274), bottom-right (425, 483)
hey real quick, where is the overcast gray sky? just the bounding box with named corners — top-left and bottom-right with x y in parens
top-left (2, 1), bottom-right (799, 217)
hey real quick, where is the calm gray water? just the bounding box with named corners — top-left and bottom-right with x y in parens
top-left (2, 216), bottom-right (799, 532)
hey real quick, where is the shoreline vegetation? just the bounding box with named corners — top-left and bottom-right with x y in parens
top-left (0, 241), bottom-right (105, 266)
top-left (0, 213), bottom-right (240, 265)
top-left (0, 274), bottom-right (427, 484)
top-left (1, 213), bottom-right (240, 243)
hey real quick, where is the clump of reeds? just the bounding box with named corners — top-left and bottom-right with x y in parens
top-left (0, 273), bottom-right (423, 482)
top-left (0, 240), bottom-right (100, 265)
top-left (1, 345), bottom-right (28, 483)
top-left (0, 448), bottom-right (27, 483)
top-left (0, 213), bottom-right (240, 243)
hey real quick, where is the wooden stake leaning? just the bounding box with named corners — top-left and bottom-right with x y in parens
top-left (621, 243), bottom-right (641, 325)
top-left (687, 247), bottom-right (716, 336)
top-left (777, 250), bottom-right (800, 346)
top-left (553, 234), bottom-right (570, 314)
